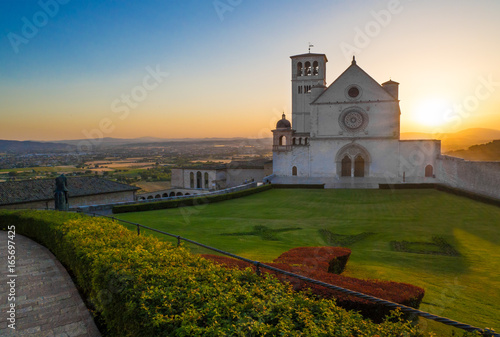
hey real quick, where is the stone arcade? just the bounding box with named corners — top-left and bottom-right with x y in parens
top-left (270, 52), bottom-right (441, 188)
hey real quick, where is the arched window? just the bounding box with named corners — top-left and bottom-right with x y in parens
top-left (176, 192), bottom-right (183, 196)
top-left (425, 165), bottom-right (434, 177)
top-left (204, 172), bottom-right (209, 189)
top-left (341, 156), bottom-right (351, 177)
top-left (305, 61), bottom-right (311, 76)
top-left (196, 171), bottom-right (202, 189)
top-left (169, 192), bottom-right (175, 197)
top-left (297, 62), bottom-right (303, 76)
top-left (190, 172), bottom-right (194, 188)
top-left (155, 194), bottom-right (161, 199)
top-left (354, 156), bottom-right (365, 177)
top-left (162, 193), bottom-right (168, 198)
top-left (279, 135), bottom-right (286, 146)
top-left (292, 166), bottom-right (298, 176)
top-left (147, 195), bottom-right (154, 200)
top-left (313, 61), bottom-right (319, 75)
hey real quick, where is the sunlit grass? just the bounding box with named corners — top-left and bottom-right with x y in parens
top-left (116, 189), bottom-right (500, 334)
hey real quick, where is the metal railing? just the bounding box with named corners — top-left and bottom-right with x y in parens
top-left (75, 182), bottom-right (259, 213)
top-left (84, 211), bottom-right (498, 337)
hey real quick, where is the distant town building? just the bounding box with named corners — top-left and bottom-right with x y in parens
top-left (0, 176), bottom-right (140, 210)
top-left (171, 159), bottom-right (272, 191)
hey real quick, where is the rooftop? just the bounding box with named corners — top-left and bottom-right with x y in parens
top-left (0, 176), bottom-right (140, 206)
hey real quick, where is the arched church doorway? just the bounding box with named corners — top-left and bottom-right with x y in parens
top-left (354, 156), bottom-right (365, 177)
top-left (292, 166), bottom-right (297, 176)
top-left (336, 143), bottom-right (371, 178)
top-left (425, 165), bottom-right (433, 177)
top-left (341, 156), bottom-right (351, 177)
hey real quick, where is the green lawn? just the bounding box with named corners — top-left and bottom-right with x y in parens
top-left (116, 189), bottom-right (500, 334)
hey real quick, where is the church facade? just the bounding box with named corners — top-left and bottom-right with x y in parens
top-left (270, 52), bottom-right (441, 188)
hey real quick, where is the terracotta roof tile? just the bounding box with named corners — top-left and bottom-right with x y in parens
top-left (0, 177), bottom-right (139, 206)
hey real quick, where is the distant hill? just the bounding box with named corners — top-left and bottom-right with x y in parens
top-left (445, 140), bottom-right (500, 161)
top-left (0, 137), bottom-right (273, 153)
top-left (0, 140), bottom-right (76, 153)
top-left (401, 128), bottom-right (500, 152)
top-left (53, 137), bottom-right (272, 148)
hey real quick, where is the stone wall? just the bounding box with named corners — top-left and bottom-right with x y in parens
top-left (0, 191), bottom-right (137, 210)
top-left (399, 140), bottom-right (441, 180)
top-left (225, 168), bottom-right (268, 187)
top-left (436, 155), bottom-right (500, 200)
top-left (171, 168), bottom-right (184, 188)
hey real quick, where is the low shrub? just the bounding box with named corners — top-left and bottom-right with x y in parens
top-left (273, 246), bottom-right (351, 274)
top-left (203, 246), bottom-right (425, 323)
top-left (272, 184), bottom-right (325, 189)
top-left (113, 184), bottom-right (272, 213)
top-left (0, 210), bottom-right (430, 336)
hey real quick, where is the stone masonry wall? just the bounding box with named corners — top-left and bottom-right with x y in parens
top-left (436, 155), bottom-right (500, 200)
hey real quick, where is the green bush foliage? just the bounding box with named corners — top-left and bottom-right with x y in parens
top-left (113, 185), bottom-right (272, 214)
top-left (0, 210), bottom-right (433, 337)
top-left (203, 246), bottom-right (425, 323)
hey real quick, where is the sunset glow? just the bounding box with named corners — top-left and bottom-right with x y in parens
top-left (413, 98), bottom-right (452, 127)
top-left (0, 0), bottom-right (499, 141)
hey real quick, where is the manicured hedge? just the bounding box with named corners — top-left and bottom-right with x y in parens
top-left (272, 184), bottom-right (325, 189)
top-left (379, 183), bottom-right (500, 208)
top-left (274, 246), bottom-right (352, 274)
top-left (203, 246), bottom-right (425, 323)
top-left (112, 185), bottom-right (272, 214)
top-left (0, 210), bottom-right (431, 337)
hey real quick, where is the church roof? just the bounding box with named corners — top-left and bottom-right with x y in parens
top-left (276, 113), bottom-right (292, 129)
top-left (311, 57), bottom-right (396, 104)
top-left (175, 159), bottom-right (272, 171)
top-left (382, 80), bottom-right (400, 85)
top-left (290, 53), bottom-right (328, 61)
top-left (0, 176), bottom-right (139, 206)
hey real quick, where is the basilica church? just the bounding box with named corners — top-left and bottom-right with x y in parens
top-left (270, 52), bottom-right (442, 188)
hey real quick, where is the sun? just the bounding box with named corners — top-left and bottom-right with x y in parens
top-left (413, 98), bottom-right (452, 127)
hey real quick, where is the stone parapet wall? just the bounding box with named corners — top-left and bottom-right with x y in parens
top-left (436, 155), bottom-right (500, 200)
top-left (0, 191), bottom-right (136, 210)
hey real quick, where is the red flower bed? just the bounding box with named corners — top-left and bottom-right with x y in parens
top-left (202, 247), bottom-right (425, 322)
top-left (273, 246), bottom-right (351, 274)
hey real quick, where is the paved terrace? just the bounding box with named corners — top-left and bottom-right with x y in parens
top-left (0, 231), bottom-right (101, 337)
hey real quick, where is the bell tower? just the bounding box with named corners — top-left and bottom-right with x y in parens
top-left (290, 53), bottom-right (328, 133)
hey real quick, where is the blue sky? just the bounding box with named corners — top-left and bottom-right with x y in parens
top-left (1, 0), bottom-right (499, 140)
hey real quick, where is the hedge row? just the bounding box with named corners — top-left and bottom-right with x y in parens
top-left (203, 246), bottom-right (425, 323)
top-left (379, 183), bottom-right (500, 208)
top-left (272, 184), bottom-right (325, 189)
top-left (274, 246), bottom-right (352, 274)
top-left (112, 184), bottom-right (272, 213)
top-left (0, 210), bottom-right (432, 336)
